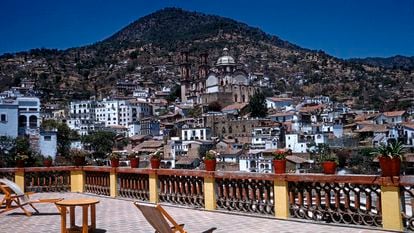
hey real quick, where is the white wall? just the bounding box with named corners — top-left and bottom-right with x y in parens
top-left (285, 134), bottom-right (308, 153)
top-left (39, 131), bottom-right (57, 158)
top-left (0, 105), bottom-right (18, 137)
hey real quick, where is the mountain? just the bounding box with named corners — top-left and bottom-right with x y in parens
top-left (349, 55), bottom-right (414, 70)
top-left (106, 8), bottom-right (302, 51)
top-left (0, 8), bottom-right (413, 111)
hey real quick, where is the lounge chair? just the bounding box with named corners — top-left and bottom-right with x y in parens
top-left (0, 178), bottom-right (63, 216)
top-left (134, 202), bottom-right (217, 233)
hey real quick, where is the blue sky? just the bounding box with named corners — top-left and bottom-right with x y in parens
top-left (1, 0), bottom-right (413, 58)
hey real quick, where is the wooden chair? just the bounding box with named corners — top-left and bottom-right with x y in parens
top-left (134, 202), bottom-right (217, 233)
top-left (0, 178), bottom-right (63, 216)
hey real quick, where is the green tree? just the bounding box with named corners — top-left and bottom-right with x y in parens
top-left (188, 106), bottom-right (202, 118)
top-left (41, 119), bottom-right (78, 156)
top-left (248, 91), bottom-right (268, 118)
top-left (0, 136), bottom-right (16, 166)
top-left (166, 85), bottom-right (181, 103)
top-left (207, 101), bottom-right (222, 112)
top-left (16, 136), bottom-right (31, 155)
top-left (81, 131), bottom-right (116, 159)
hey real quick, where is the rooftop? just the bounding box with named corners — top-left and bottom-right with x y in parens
top-left (0, 192), bottom-right (384, 233)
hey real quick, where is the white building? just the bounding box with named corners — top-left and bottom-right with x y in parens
top-left (0, 100), bottom-right (18, 137)
top-left (17, 97), bottom-right (40, 135)
top-left (68, 99), bottom-right (152, 135)
top-left (250, 126), bottom-right (280, 150)
top-left (96, 100), bottom-right (120, 127)
top-left (133, 88), bottom-right (150, 100)
top-left (181, 127), bottom-right (211, 141)
top-left (374, 111), bottom-right (406, 125)
top-left (285, 133), bottom-right (326, 153)
top-left (0, 96), bottom-right (41, 137)
top-left (403, 123), bottom-right (414, 146)
top-left (265, 97), bottom-right (293, 109)
top-left (239, 153), bottom-right (273, 173)
top-left (67, 100), bottom-right (97, 135)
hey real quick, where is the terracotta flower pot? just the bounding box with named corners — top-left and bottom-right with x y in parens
top-left (273, 159), bottom-right (286, 174)
top-left (150, 158), bottom-right (161, 169)
top-left (43, 159), bottom-right (53, 167)
top-left (16, 159), bottom-right (25, 168)
top-left (130, 157), bottom-right (140, 168)
top-left (74, 157), bottom-right (85, 166)
top-left (204, 159), bottom-right (216, 171)
top-left (111, 158), bottom-right (120, 168)
top-left (322, 161), bottom-right (337, 174)
top-left (379, 157), bottom-right (401, 177)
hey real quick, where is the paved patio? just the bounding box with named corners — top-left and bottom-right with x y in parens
top-left (0, 192), bottom-right (387, 233)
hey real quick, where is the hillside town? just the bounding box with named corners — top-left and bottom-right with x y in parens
top-left (1, 48), bottom-right (413, 174)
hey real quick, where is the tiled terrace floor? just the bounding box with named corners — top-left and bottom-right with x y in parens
top-left (0, 192), bottom-right (387, 233)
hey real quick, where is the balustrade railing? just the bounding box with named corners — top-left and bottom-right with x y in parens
top-left (401, 176), bottom-right (414, 231)
top-left (287, 175), bottom-right (382, 228)
top-left (215, 172), bottom-right (275, 216)
top-left (117, 169), bottom-right (149, 201)
top-left (0, 168), bottom-right (16, 181)
top-left (24, 167), bottom-right (71, 192)
top-left (1, 166), bottom-right (413, 232)
top-left (157, 170), bottom-right (205, 208)
top-left (84, 169), bottom-right (110, 196)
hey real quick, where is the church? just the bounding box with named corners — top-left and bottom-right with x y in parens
top-left (180, 48), bottom-right (259, 107)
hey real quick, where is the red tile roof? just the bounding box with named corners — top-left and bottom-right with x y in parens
top-left (383, 111), bottom-right (405, 117)
top-left (222, 103), bottom-right (248, 111)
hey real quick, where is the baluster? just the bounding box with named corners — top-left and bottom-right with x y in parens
top-left (306, 188), bottom-right (312, 207)
top-left (315, 189), bottom-right (321, 208)
top-left (354, 191), bottom-right (360, 211)
top-left (334, 189), bottom-right (340, 209)
top-left (325, 189), bottom-right (331, 210)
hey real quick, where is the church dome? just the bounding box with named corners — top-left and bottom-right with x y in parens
top-left (216, 48), bottom-right (236, 66)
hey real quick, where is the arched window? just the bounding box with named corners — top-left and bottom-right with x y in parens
top-left (250, 160), bottom-right (256, 168)
top-left (234, 94), bottom-right (238, 102)
top-left (222, 127), bottom-right (226, 134)
top-left (18, 115), bottom-right (27, 128)
top-left (229, 126), bottom-right (232, 134)
top-left (29, 115), bottom-right (37, 128)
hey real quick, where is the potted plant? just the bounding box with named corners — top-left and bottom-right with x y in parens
top-left (15, 153), bottom-right (29, 168)
top-left (109, 152), bottom-right (120, 168)
top-left (70, 149), bottom-right (87, 166)
top-left (272, 149), bottom-right (287, 174)
top-left (128, 152), bottom-right (140, 168)
top-left (150, 151), bottom-right (162, 169)
top-left (204, 151), bottom-right (217, 171)
top-left (372, 141), bottom-right (404, 177)
top-left (43, 156), bottom-right (53, 167)
top-left (317, 144), bottom-right (338, 174)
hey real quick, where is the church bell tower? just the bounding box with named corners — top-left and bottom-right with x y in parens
top-left (180, 51), bottom-right (190, 102)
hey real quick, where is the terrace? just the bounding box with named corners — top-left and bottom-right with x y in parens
top-left (1, 166), bottom-right (413, 232)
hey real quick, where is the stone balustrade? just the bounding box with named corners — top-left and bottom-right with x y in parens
top-left (1, 166), bottom-right (413, 232)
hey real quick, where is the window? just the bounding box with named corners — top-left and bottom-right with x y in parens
top-left (0, 114), bottom-right (6, 122)
top-left (44, 136), bottom-right (51, 141)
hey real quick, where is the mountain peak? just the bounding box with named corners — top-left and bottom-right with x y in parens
top-left (105, 7), bottom-right (301, 51)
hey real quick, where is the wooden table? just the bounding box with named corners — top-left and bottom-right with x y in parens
top-left (55, 198), bottom-right (100, 233)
